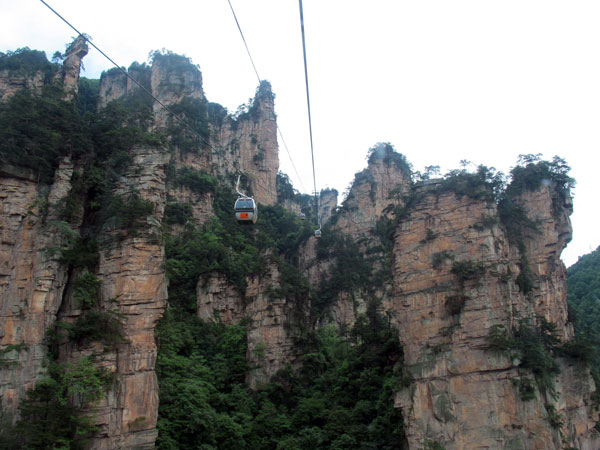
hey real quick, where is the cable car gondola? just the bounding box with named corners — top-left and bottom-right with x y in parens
top-left (299, 213), bottom-right (306, 220)
top-left (314, 229), bottom-right (321, 239)
top-left (234, 175), bottom-right (257, 224)
top-left (235, 197), bottom-right (257, 224)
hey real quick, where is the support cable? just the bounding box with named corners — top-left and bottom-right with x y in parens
top-left (39, 0), bottom-right (218, 152)
top-left (298, 0), bottom-right (320, 227)
top-left (226, 0), bottom-right (306, 193)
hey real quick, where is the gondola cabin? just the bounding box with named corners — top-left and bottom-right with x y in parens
top-left (299, 213), bottom-right (306, 220)
top-left (314, 229), bottom-right (321, 239)
top-left (234, 197), bottom-right (257, 224)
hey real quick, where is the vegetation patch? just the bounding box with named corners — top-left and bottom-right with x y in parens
top-left (486, 317), bottom-right (594, 408)
top-left (451, 260), bottom-right (486, 283)
top-left (2, 358), bottom-right (115, 449)
top-left (155, 301), bottom-right (407, 449)
top-left (174, 166), bottom-right (216, 194)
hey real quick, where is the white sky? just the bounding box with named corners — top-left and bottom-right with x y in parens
top-left (1, 0), bottom-right (599, 266)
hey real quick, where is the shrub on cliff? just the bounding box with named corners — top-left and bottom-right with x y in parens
top-left (8, 358), bottom-right (114, 449)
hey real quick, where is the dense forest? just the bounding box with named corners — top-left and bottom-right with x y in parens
top-left (567, 247), bottom-right (600, 377)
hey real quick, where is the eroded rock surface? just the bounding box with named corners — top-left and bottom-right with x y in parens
top-left (388, 184), bottom-right (598, 449)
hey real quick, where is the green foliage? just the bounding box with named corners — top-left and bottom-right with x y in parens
top-left (486, 318), bottom-right (562, 400)
top-left (59, 237), bottom-right (99, 270)
top-left (544, 403), bottom-right (564, 429)
top-left (0, 88), bottom-right (92, 182)
top-left (156, 301), bottom-right (407, 449)
top-left (509, 154), bottom-right (574, 208)
top-left (0, 343), bottom-right (27, 355)
top-left (165, 192), bottom-right (312, 310)
top-left (512, 377), bottom-right (536, 401)
top-left (451, 260), bottom-right (486, 282)
top-left (233, 80), bottom-right (273, 124)
top-left (424, 439), bottom-right (447, 450)
top-left (566, 246), bottom-right (600, 375)
top-left (435, 165), bottom-right (504, 202)
top-left (276, 172), bottom-right (296, 202)
top-left (68, 310), bottom-right (126, 348)
top-left (515, 254), bottom-right (535, 295)
top-left (314, 229), bottom-right (372, 316)
top-left (367, 142), bottom-right (412, 175)
top-left (175, 167), bottom-right (216, 194)
top-left (431, 251), bottom-right (454, 269)
top-left (164, 201), bottom-right (194, 225)
top-left (77, 77), bottom-right (100, 114)
top-left (167, 97), bottom-right (210, 151)
top-left (10, 358), bottom-right (114, 449)
top-left (100, 192), bottom-right (155, 234)
top-left (445, 295), bottom-right (466, 316)
top-left (72, 271), bottom-right (101, 308)
top-left (150, 50), bottom-right (198, 73)
top-left (497, 199), bottom-right (540, 250)
top-left (93, 89), bottom-right (161, 150)
top-left (0, 48), bottom-right (58, 77)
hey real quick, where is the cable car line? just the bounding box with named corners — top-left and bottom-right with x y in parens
top-left (40, 0), bottom-right (171, 125)
top-left (40, 0), bottom-right (308, 227)
top-left (38, 0), bottom-right (219, 154)
top-left (40, 0), bottom-right (262, 229)
top-left (226, 0), bottom-right (261, 84)
top-left (225, 0), bottom-right (306, 193)
top-left (298, 0), bottom-right (321, 236)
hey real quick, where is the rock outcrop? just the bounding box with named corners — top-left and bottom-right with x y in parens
top-left (98, 57), bottom-right (279, 206)
top-left (0, 160), bottom-right (74, 421)
top-left (0, 69), bottom-right (45, 103)
top-left (89, 145), bottom-right (169, 449)
top-left (387, 183), bottom-right (598, 449)
top-left (58, 35), bottom-right (88, 100)
top-left (197, 261), bottom-right (308, 389)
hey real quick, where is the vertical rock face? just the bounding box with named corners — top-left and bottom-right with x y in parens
top-left (98, 57), bottom-right (279, 206)
top-left (0, 160), bottom-right (73, 421)
top-left (334, 148), bottom-right (411, 239)
top-left (212, 83), bottom-right (279, 205)
top-left (92, 145), bottom-right (169, 449)
top-left (387, 184), bottom-right (598, 449)
top-left (149, 55), bottom-right (204, 128)
top-left (298, 147), bottom-right (411, 329)
top-left (54, 145), bottom-right (170, 449)
top-left (318, 189), bottom-right (338, 224)
top-left (97, 64), bottom-right (151, 110)
top-left (197, 261), bottom-right (307, 389)
top-left (0, 70), bottom-right (45, 102)
top-left (59, 35), bottom-right (88, 100)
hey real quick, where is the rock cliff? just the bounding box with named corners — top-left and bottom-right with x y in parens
top-left (0, 161), bottom-right (72, 419)
top-left (388, 180), bottom-right (597, 449)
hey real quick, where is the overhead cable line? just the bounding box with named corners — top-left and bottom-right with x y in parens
top-left (226, 0), bottom-right (306, 193)
top-left (226, 0), bottom-right (261, 83)
top-left (39, 0), bottom-right (218, 152)
top-left (298, 0), bottom-right (320, 227)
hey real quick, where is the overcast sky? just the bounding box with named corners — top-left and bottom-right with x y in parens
top-left (2, 0), bottom-right (599, 266)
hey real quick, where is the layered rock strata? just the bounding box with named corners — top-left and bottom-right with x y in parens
top-left (98, 59), bottom-right (279, 206)
top-left (0, 160), bottom-right (74, 420)
top-left (388, 184), bottom-right (598, 449)
top-left (197, 262), bottom-right (308, 389)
